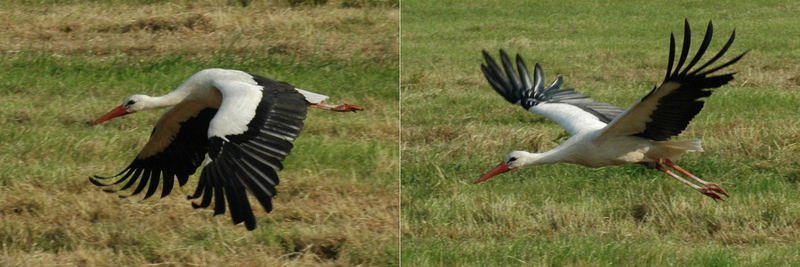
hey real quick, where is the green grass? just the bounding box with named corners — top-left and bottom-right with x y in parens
top-left (401, 0), bottom-right (800, 265)
top-left (0, 1), bottom-right (398, 265)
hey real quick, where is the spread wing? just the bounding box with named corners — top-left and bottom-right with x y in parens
top-left (481, 50), bottom-right (625, 135)
top-left (599, 20), bottom-right (746, 141)
top-left (91, 69), bottom-right (309, 231)
top-left (188, 74), bottom-right (307, 230)
top-left (90, 101), bottom-right (218, 199)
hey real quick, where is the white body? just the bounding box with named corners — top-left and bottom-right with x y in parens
top-left (520, 127), bottom-right (701, 169)
top-left (123, 68), bottom-right (328, 139)
top-left (93, 68), bottom-right (344, 230)
top-left (479, 22), bottom-right (739, 199)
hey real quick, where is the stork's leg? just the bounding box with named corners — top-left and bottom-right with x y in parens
top-left (308, 102), bottom-right (363, 112)
top-left (664, 159), bottom-right (729, 197)
top-left (651, 162), bottom-right (724, 201)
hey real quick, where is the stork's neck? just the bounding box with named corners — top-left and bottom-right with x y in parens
top-left (518, 149), bottom-right (568, 168)
top-left (144, 91), bottom-right (189, 110)
top-left (143, 73), bottom-right (214, 110)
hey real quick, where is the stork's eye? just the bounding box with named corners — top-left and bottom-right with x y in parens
top-left (507, 157), bottom-right (518, 163)
top-left (125, 100), bottom-right (136, 106)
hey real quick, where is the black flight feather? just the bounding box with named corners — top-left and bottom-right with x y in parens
top-left (186, 74), bottom-right (307, 230)
top-left (633, 20), bottom-right (746, 141)
top-left (92, 72), bottom-right (308, 231)
top-left (481, 49), bottom-right (625, 123)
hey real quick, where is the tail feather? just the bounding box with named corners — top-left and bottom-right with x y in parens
top-left (678, 139), bottom-right (704, 152)
top-left (294, 88), bottom-right (329, 104)
top-left (652, 139), bottom-right (703, 159)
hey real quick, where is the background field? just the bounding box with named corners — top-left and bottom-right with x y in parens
top-left (0, 0), bottom-right (398, 265)
top-left (402, 0), bottom-right (800, 265)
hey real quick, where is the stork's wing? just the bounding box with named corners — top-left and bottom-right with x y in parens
top-left (92, 70), bottom-right (308, 231)
top-left (188, 73), bottom-right (307, 230)
top-left (482, 50), bottom-right (625, 135)
top-left (598, 20), bottom-right (746, 141)
top-left (90, 100), bottom-right (218, 199)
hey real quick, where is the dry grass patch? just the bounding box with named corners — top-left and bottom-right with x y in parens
top-left (0, 1), bottom-right (398, 265)
top-left (0, 1), bottom-right (398, 61)
top-left (0, 164), bottom-right (397, 265)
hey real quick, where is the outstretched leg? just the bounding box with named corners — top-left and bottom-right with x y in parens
top-left (640, 161), bottom-right (724, 200)
top-left (664, 159), bottom-right (728, 197)
top-left (308, 102), bottom-right (363, 112)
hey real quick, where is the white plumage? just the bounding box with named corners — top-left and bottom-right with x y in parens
top-left (476, 20), bottom-right (745, 200)
top-left (90, 68), bottom-right (361, 230)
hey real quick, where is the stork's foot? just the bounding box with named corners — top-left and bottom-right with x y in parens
top-left (310, 102), bottom-right (363, 112)
top-left (332, 103), bottom-right (363, 112)
top-left (660, 158), bottom-right (729, 200)
top-left (705, 183), bottom-right (729, 197)
top-left (698, 187), bottom-right (724, 201)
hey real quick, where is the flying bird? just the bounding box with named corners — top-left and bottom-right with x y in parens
top-left (91, 68), bottom-right (362, 230)
top-left (475, 20), bottom-right (746, 200)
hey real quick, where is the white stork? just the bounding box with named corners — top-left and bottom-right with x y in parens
top-left (91, 68), bottom-right (361, 230)
top-left (475, 20), bottom-right (746, 200)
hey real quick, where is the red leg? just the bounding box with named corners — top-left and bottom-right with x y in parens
top-left (664, 159), bottom-right (728, 197)
top-left (308, 102), bottom-right (363, 112)
top-left (651, 161), bottom-right (723, 201)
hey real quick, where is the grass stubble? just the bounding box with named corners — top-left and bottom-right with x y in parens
top-left (402, 0), bottom-right (800, 265)
top-left (0, 0), bottom-right (398, 265)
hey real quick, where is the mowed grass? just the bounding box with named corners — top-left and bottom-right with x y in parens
top-left (402, 0), bottom-right (800, 265)
top-left (0, 0), bottom-right (398, 266)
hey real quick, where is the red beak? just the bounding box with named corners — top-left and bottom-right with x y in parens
top-left (474, 162), bottom-right (511, 184)
top-left (92, 105), bottom-right (131, 125)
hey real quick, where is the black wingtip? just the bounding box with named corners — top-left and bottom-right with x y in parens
top-left (664, 20), bottom-right (745, 80)
top-left (699, 50), bottom-right (747, 77)
top-left (89, 176), bottom-right (109, 186)
top-left (515, 54), bottom-right (533, 91)
top-left (499, 49), bottom-right (522, 90)
top-left (481, 50), bottom-right (517, 104)
top-left (92, 174), bottom-right (111, 180)
top-left (532, 63), bottom-right (545, 98)
top-left (550, 76), bottom-right (563, 89)
top-left (679, 20), bottom-right (714, 76)
top-left (688, 26), bottom-right (739, 77)
top-left (637, 20), bottom-right (744, 141)
top-left (664, 33), bottom-right (676, 82)
top-left (673, 20), bottom-right (692, 75)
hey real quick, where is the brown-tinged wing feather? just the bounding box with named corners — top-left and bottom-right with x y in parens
top-left (91, 100), bottom-right (219, 199)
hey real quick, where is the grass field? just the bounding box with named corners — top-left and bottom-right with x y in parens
top-left (401, 0), bottom-right (800, 265)
top-left (0, 0), bottom-right (398, 265)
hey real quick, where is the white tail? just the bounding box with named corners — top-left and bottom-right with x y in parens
top-left (294, 88), bottom-right (329, 104)
top-left (675, 139), bottom-right (704, 152)
top-left (652, 139), bottom-right (704, 160)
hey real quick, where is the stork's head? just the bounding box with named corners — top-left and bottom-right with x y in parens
top-left (474, 151), bottom-right (532, 184)
top-left (92, 94), bottom-right (149, 125)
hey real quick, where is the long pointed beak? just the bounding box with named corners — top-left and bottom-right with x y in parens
top-left (474, 162), bottom-right (511, 184)
top-left (92, 105), bottom-right (131, 125)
